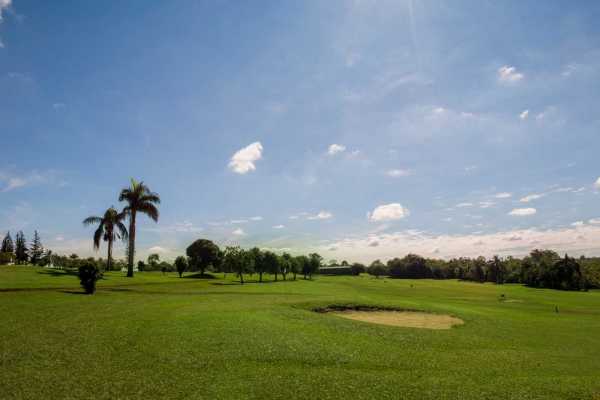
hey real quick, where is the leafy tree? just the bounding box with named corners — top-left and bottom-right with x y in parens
top-left (290, 256), bottom-right (302, 280)
top-left (306, 253), bottom-right (322, 279)
top-left (280, 252), bottom-right (293, 280)
top-left (174, 256), bottom-right (188, 278)
top-left (1, 232), bottom-right (14, 254)
top-left (83, 207), bottom-right (128, 271)
top-left (78, 261), bottom-right (102, 294)
top-left (0, 252), bottom-right (13, 265)
top-left (186, 239), bottom-right (220, 276)
top-left (293, 255), bottom-right (308, 281)
top-left (249, 247), bottom-right (266, 282)
top-left (351, 262), bottom-right (366, 276)
top-left (388, 254), bottom-right (430, 279)
top-left (147, 253), bottom-right (160, 269)
top-left (263, 251), bottom-right (280, 281)
top-left (137, 260), bottom-right (146, 271)
top-left (224, 246), bottom-right (252, 284)
top-left (14, 231), bottom-right (28, 264)
top-left (119, 179), bottom-right (160, 277)
top-left (368, 259), bottom-right (387, 278)
top-left (486, 255), bottom-right (505, 284)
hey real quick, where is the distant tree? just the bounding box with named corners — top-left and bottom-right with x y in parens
top-left (549, 254), bottom-right (583, 290)
top-left (290, 256), bottom-right (301, 280)
top-left (186, 239), bottom-right (220, 276)
top-left (388, 254), bottom-right (430, 279)
top-left (306, 253), bottom-right (322, 279)
top-left (39, 249), bottom-right (53, 267)
top-left (83, 207), bottom-right (128, 271)
top-left (14, 231), bottom-right (28, 264)
top-left (249, 247), bottom-right (266, 282)
top-left (137, 260), bottom-right (146, 272)
top-left (224, 246), bottom-right (251, 284)
top-left (147, 253), bottom-right (160, 269)
top-left (280, 252), bottom-right (292, 280)
top-left (293, 255), bottom-right (308, 281)
top-left (351, 262), bottom-right (366, 276)
top-left (29, 231), bottom-right (44, 265)
top-left (341, 260), bottom-right (349, 266)
top-left (263, 251), bottom-right (280, 281)
top-left (119, 179), bottom-right (160, 277)
top-left (368, 259), bottom-right (387, 278)
top-left (174, 256), bottom-right (188, 278)
top-left (487, 255), bottom-right (505, 284)
top-left (0, 252), bottom-right (13, 265)
top-left (1, 232), bottom-right (14, 254)
top-left (78, 261), bottom-right (102, 294)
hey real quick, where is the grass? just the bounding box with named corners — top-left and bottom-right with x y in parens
top-left (1, 266), bottom-right (600, 399)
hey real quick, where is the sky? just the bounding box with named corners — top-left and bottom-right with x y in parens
top-left (1, 0), bottom-right (600, 263)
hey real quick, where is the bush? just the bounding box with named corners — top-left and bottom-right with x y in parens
top-left (0, 252), bottom-right (14, 265)
top-left (78, 262), bottom-right (102, 294)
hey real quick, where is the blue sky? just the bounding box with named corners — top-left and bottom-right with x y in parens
top-left (2, 0), bottom-right (600, 262)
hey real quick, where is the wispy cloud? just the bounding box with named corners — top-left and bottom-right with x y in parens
top-left (0, 169), bottom-right (62, 192)
top-left (386, 169), bottom-right (413, 177)
top-left (232, 228), bottom-right (245, 236)
top-left (508, 208), bottom-right (536, 216)
top-left (308, 211), bottom-right (333, 220)
top-left (520, 193), bottom-right (544, 203)
top-left (494, 192), bottom-right (512, 199)
top-left (519, 110), bottom-right (529, 120)
top-left (498, 65), bottom-right (524, 83)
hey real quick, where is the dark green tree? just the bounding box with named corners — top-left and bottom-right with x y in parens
top-left (306, 253), bottom-right (322, 279)
top-left (263, 250), bottom-right (280, 281)
top-left (249, 247), bottom-right (266, 282)
top-left (15, 231), bottom-right (28, 264)
top-left (224, 246), bottom-right (251, 284)
top-left (78, 261), bottom-right (102, 294)
top-left (186, 239), bottom-right (220, 276)
top-left (119, 179), bottom-right (160, 277)
top-left (174, 256), bottom-right (188, 278)
top-left (1, 232), bottom-right (14, 254)
top-left (83, 207), bottom-right (128, 271)
top-left (29, 231), bottom-right (44, 265)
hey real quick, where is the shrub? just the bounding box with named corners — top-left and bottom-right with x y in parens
top-left (78, 262), bottom-right (102, 294)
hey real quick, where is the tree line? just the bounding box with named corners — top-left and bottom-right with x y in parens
top-left (361, 250), bottom-right (600, 290)
top-left (0, 230), bottom-right (49, 266)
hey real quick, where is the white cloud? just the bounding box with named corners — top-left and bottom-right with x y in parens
top-left (520, 193), bottom-right (544, 203)
top-left (495, 192), bottom-right (512, 199)
top-left (479, 201), bottom-right (495, 209)
top-left (0, 169), bottom-right (60, 192)
top-left (572, 221), bottom-right (585, 227)
top-left (232, 228), bottom-right (245, 236)
top-left (589, 218), bottom-right (600, 225)
top-left (272, 225), bottom-right (285, 229)
top-left (368, 203), bottom-right (409, 222)
top-left (519, 110), bottom-right (529, 120)
top-left (230, 219), bottom-right (248, 224)
top-left (455, 202), bottom-right (473, 208)
top-left (249, 216), bottom-right (263, 221)
top-left (327, 144), bottom-right (346, 156)
top-left (308, 211), bottom-right (333, 220)
top-left (498, 65), bottom-right (524, 83)
top-left (386, 169), bottom-right (412, 177)
top-left (148, 246), bottom-right (169, 254)
top-left (0, 0), bottom-right (12, 48)
top-left (320, 225), bottom-right (600, 262)
top-left (594, 177), bottom-right (600, 189)
top-left (228, 142), bottom-right (263, 174)
top-left (508, 208), bottom-right (537, 216)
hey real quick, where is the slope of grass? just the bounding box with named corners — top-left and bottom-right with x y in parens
top-left (1, 266), bottom-right (599, 399)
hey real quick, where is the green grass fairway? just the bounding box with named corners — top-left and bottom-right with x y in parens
top-left (1, 266), bottom-right (600, 399)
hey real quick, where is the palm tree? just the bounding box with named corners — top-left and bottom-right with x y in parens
top-left (83, 207), bottom-right (128, 271)
top-left (119, 179), bottom-right (160, 277)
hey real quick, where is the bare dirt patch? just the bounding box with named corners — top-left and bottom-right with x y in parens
top-left (314, 305), bottom-right (463, 330)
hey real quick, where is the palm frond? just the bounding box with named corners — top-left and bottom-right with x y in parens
top-left (116, 222), bottom-right (128, 241)
top-left (83, 216), bottom-right (102, 226)
top-left (93, 226), bottom-right (103, 250)
top-left (140, 193), bottom-right (161, 204)
top-left (137, 203), bottom-right (159, 222)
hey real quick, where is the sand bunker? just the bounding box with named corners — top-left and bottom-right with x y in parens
top-left (329, 309), bottom-right (464, 330)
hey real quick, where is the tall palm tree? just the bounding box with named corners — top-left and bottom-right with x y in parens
top-left (119, 179), bottom-right (160, 277)
top-left (83, 207), bottom-right (128, 271)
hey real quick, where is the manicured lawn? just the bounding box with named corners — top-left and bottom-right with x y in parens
top-left (1, 266), bottom-right (599, 399)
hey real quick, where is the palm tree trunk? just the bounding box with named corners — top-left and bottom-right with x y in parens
top-left (239, 271), bottom-right (244, 284)
top-left (127, 211), bottom-right (136, 277)
top-left (107, 239), bottom-right (113, 271)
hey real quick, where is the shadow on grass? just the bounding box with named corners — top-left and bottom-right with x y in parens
top-left (182, 273), bottom-right (216, 279)
top-left (59, 290), bottom-right (88, 295)
top-left (37, 269), bottom-right (78, 277)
